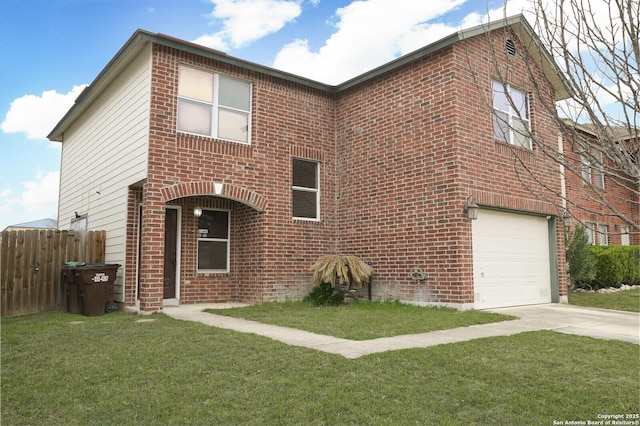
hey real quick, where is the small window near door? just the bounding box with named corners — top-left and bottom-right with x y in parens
top-left (197, 210), bottom-right (230, 272)
top-left (292, 158), bottom-right (320, 220)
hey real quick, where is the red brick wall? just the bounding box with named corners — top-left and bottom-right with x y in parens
top-left (135, 44), bottom-right (338, 310)
top-left (563, 131), bottom-right (639, 245)
top-left (454, 30), bottom-right (568, 298)
top-left (334, 46), bottom-right (471, 304)
top-left (132, 28), bottom-right (571, 310)
top-left (334, 29), bottom-right (568, 304)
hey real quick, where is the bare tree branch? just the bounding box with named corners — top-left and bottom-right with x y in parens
top-left (464, 1), bottom-right (638, 232)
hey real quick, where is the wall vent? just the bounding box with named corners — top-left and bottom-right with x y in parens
top-left (506, 38), bottom-right (517, 58)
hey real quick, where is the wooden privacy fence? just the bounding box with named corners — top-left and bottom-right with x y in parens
top-left (1, 230), bottom-right (106, 318)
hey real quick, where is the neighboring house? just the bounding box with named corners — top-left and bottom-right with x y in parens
top-left (3, 218), bottom-right (58, 232)
top-left (49, 15), bottom-right (572, 312)
top-left (563, 121), bottom-right (639, 246)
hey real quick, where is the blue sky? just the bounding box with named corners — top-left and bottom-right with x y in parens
top-left (0, 0), bottom-right (550, 230)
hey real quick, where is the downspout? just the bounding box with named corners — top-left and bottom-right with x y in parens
top-left (333, 92), bottom-right (340, 255)
top-left (557, 132), bottom-right (568, 303)
top-left (558, 133), bottom-right (567, 212)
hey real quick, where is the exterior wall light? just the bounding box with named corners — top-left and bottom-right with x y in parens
top-left (193, 207), bottom-right (203, 218)
top-left (464, 198), bottom-right (479, 220)
top-left (562, 210), bottom-right (572, 227)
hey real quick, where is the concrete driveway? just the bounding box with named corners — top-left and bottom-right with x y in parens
top-left (162, 303), bottom-right (639, 359)
top-left (488, 303), bottom-right (640, 345)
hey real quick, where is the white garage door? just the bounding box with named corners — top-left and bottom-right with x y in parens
top-left (472, 209), bottom-right (552, 309)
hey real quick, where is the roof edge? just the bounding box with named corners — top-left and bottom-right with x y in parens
top-left (47, 15), bottom-right (572, 141)
top-left (48, 30), bottom-right (157, 141)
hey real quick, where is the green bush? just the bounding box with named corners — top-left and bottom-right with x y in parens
top-left (565, 226), bottom-right (596, 287)
top-left (588, 245), bottom-right (640, 288)
top-left (567, 227), bottom-right (640, 289)
top-left (620, 246), bottom-right (640, 285)
top-left (613, 246), bottom-right (638, 286)
top-left (303, 282), bottom-right (345, 306)
top-left (591, 246), bottom-right (625, 288)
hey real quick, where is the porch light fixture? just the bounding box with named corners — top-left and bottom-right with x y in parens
top-left (464, 197), bottom-right (479, 220)
top-left (562, 210), bottom-right (572, 227)
top-left (193, 206), bottom-right (203, 218)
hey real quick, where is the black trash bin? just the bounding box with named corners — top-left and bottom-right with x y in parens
top-left (63, 263), bottom-right (120, 316)
top-left (62, 263), bottom-right (82, 314)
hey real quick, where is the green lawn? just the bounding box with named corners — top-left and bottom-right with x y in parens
top-left (569, 287), bottom-right (640, 312)
top-left (2, 310), bottom-right (638, 425)
top-left (206, 300), bottom-right (515, 340)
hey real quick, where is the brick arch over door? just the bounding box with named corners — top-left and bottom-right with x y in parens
top-left (161, 181), bottom-right (268, 212)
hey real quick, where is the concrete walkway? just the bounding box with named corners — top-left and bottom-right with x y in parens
top-left (162, 303), bottom-right (639, 359)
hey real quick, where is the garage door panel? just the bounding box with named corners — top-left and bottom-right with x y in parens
top-left (473, 210), bottom-right (552, 309)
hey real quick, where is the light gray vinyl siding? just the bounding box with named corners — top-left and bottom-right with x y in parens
top-left (58, 45), bottom-right (152, 301)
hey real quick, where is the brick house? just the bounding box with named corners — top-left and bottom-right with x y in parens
top-left (49, 15), bottom-right (572, 312)
top-left (562, 121), bottom-right (639, 246)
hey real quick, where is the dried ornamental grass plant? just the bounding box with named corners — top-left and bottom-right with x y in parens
top-left (310, 255), bottom-right (374, 289)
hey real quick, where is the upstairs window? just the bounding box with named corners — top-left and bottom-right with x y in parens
top-left (581, 153), bottom-right (592, 183)
top-left (492, 80), bottom-right (531, 149)
top-left (292, 158), bottom-right (319, 220)
top-left (594, 150), bottom-right (605, 189)
top-left (197, 210), bottom-right (230, 272)
top-left (580, 148), bottom-right (605, 189)
top-left (177, 65), bottom-right (251, 144)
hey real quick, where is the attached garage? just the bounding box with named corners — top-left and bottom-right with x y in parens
top-left (472, 209), bottom-right (553, 309)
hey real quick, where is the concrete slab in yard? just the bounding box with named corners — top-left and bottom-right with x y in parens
top-left (160, 303), bottom-right (640, 359)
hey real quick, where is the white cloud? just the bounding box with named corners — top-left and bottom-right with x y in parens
top-left (193, 0), bottom-right (302, 50)
top-left (188, 0), bottom-right (558, 86)
top-left (0, 171), bottom-right (59, 228)
top-left (273, 0), bottom-right (469, 84)
top-left (20, 171), bottom-right (60, 214)
top-left (1, 85), bottom-right (87, 140)
top-left (271, 0), bottom-right (549, 85)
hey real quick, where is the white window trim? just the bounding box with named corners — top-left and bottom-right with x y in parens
top-left (621, 226), bottom-right (630, 246)
top-left (598, 224), bottom-right (609, 246)
top-left (197, 209), bottom-right (231, 274)
top-left (581, 153), bottom-right (592, 184)
top-left (594, 150), bottom-right (605, 189)
top-left (292, 159), bottom-right (320, 221)
top-left (492, 80), bottom-right (531, 149)
top-left (580, 149), bottom-right (605, 188)
top-left (585, 222), bottom-right (596, 245)
top-left (177, 65), bottom-right (252, 145)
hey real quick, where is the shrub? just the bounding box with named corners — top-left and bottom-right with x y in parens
top-left (303, 282), bottom-right (345, 306)
top-left (591, 246), bottom-right (625, 288)
top-left (623, 246), bottom-right (640, 285)
top-left (567, 224), bottom-right (640, 289)
top-left (587, 245), bottom-right (640, 288)
top-left (309, 255), bottom-right (374, 288)
top-left (565, 226), bottom-right (596, 288)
